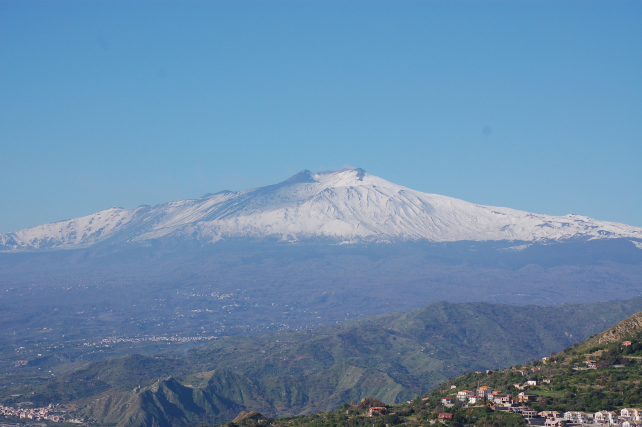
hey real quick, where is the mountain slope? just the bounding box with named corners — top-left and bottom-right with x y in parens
top-left (2, 168), bottom-right (641, 251)
top-left (253, 311), bottom-right (642, 427)
top-left (429, 310), bottom-right (642, 415)
top-left (12, 297), bottom-right (642, 426)
top-left (575, 312), bottom-right (642, 351)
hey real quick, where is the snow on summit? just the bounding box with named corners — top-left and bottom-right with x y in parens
top-left (1, 168), bottom-right (641, 251)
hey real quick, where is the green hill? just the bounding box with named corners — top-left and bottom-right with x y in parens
top-left (214, 393), bottom-right (528, 427)
top-left (576, 312), bottom-right (642, 352)
top-left (420, 310), bottom-right (642, 414)
top-left (211, 310), bottom-right (642, 427)
top-left (5, 298), bottom-right (642, 426)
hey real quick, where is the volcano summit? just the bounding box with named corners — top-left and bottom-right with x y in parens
top-left (1, 168), bottom-right (641, 252)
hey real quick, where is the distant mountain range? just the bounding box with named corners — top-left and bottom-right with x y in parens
top-left (2, 168), bottom-right (641, 251)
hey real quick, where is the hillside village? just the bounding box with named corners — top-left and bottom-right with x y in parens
top-left (445, 363), bottom-right (642, 427)
top-left (430, 332), bottom-right (642, 427)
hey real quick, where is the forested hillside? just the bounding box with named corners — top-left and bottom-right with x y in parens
top-left (4, 299), bottom-right (642, 426)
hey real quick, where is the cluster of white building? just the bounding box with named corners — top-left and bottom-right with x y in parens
top-left (530, 408), bottom-right (642, 426)
top-left (446, 385), bottom-right (642, 426)
top-left (453, 385), bottom-right (536, 406)
top-left (83, 334), bottom-right (217, 347)
top-left (0, 403), bottom-right (68, 423)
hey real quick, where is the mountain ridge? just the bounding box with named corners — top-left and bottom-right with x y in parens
top-left (2, 168), bottom-right (641, 252)
top-left (576, 312), bottom-right (642, 351)
top-left (246, 310), bottom-right (642, 427)
top-left (10, 297), bottom-right (642, 427)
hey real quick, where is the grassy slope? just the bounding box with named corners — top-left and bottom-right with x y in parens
top-left (218, 397), bottom-right (527, 427)
top-left (422, 311), bottom-right (642, 414)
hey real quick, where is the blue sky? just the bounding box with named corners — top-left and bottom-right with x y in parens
top-left (1, 1), bottom-right (641, 233)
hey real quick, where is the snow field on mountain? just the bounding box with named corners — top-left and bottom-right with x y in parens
top-left (1, 168), bottom-right (641, 251)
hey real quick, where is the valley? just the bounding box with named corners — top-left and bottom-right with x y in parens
top-left (3, 298), bottom-right (642, 426)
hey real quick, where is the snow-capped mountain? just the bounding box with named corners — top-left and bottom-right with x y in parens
top-left (1, 168), bottom-right (641, 251)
